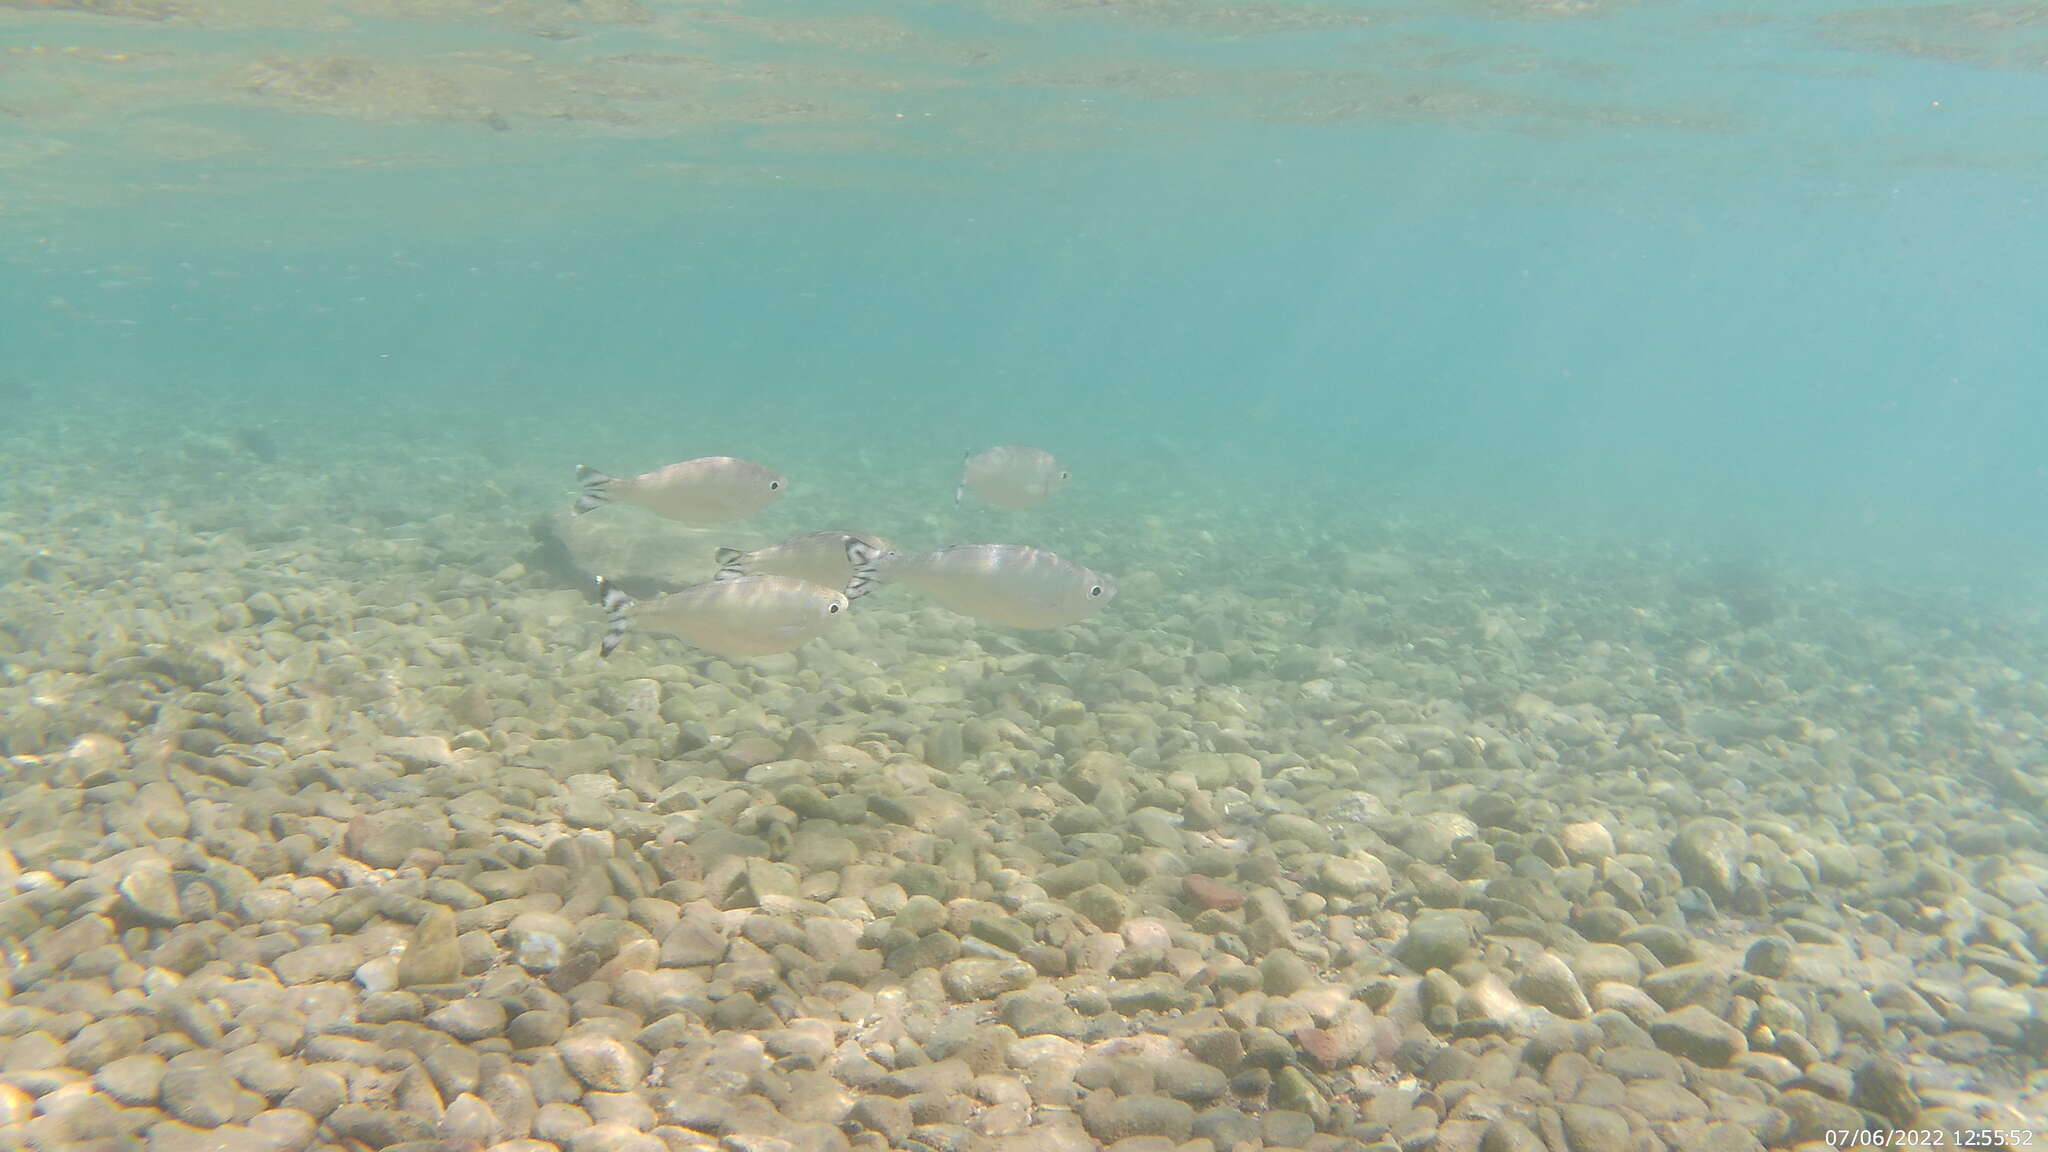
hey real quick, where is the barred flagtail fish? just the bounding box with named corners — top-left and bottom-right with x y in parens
top-left (713, 530), bottom-right (893, 597)
top-left (846, 541), bottom-right (1114, 630)
top-left (574, 458), bottom-right (786, 524)
top-left (956, 445), bottom-right (1068, 509)
top-left (597, 573), bottom-right (851, 659)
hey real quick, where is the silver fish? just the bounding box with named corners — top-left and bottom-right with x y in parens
top-left (598, 573), bottom-right (856, 659)
top-left (848, 541), bottom-right (1114, 630)
top-left (575, 458), bottom-right (786, 524)
top-left (714, 530), bottom-right (894, 597)
top-left (957, 445), bottom-right (1069, 510)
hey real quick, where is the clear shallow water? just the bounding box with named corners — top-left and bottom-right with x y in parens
top-left (1, 4), bottom-right (2040, 590)
top-left (7, 2), bottom-right (2048, 1139)
top-left (3, 0), bottom-right (2045, 584)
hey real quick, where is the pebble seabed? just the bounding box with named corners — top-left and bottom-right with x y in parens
top-left (2, 439), bottom-right (2047, 1152)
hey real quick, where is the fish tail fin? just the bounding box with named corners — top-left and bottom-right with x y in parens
top-left (596, 576), bottom-right (634, 656)
top-left (574, 465), bottom-right (615, 515)
top-left (844, 539), bottom-right (884, 601)
top-left (712, 546), bottom-right (747, 581)
top-left (955, 449), bottom-right (970, 506)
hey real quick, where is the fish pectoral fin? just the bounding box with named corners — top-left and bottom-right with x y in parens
top-left (713, 547), bottom-right (748, 581)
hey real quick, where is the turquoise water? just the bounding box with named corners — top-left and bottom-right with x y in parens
top-left (7, 0), bottom-right (2045, 595)
top-left (11, 2), bottom-right (2048, 1143)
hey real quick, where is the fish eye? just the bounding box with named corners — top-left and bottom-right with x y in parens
top-left (1060, 470), bottom-right (1071, 480)
top-left (1090, 585), bottom-right (1103, 597)
top-left (828, 602), bottom-right (842, 614)
top-left (769, 480), bottom-right (783, 491)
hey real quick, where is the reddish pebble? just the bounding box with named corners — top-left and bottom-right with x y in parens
top-left (1183, 874), bottom-right (1246, 912)
top-left (1295, 1026), bottom-right (1342, 1070)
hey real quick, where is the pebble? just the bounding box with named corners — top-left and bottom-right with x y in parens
top-left (117, 868), bottom-right (184, 927)
top-left (1559, 821), bottom-right (1615, 864)
top-left (160, 1066), bottom-right (257, 1129)
top-left (558, 1032), bottom-right (650, 1093)
top-left (95, 1053), bottom-right (166, 1105)
top-left (1560, 1102), bottom-right (1634, 1152)
top-left (429, 997), bottom-right (510, 1042)
top-left (65, 1016), bottom-right (147, 1070)
top-left (1671, 818), bottom-right (1748, 903)
top-left (1183, 874), bottom-right (1246, 912)
top-left (565, 1122), bottom-right (667, 1152)
top-left (1743, 937), bottom-right (1792, 979)
top-left (1080, 1093), bottom-right (1194, 1144)
top-left (1153, 1058), bottom-right (1228, 1104)
top-left (1650, 1005), bottom-right (1746, 1068)
top-left (1069, 885), bottom-right (1130, 931)
top-left (272, 943), bottom-right (359, 985)
top-left (941, 959), bottom-right (1033, 1002)
top-left (1481, 1117), bottom-right (1546, 1152)
top-left (1396, 912), bottom-right (1474, 972)
top-left (1258, 949), bottom-right (1316, 995)
top-left (1514, 951), bottom-right (1591, 1019)
top-left (1850, 1056), bottom-right (1921, 1125)
top-left (851, 1096), bottom-right (914, 1142)
top-left (896, 894), bottom-right (947, 937)
top-left (397, 905), bottom-right (463, 987)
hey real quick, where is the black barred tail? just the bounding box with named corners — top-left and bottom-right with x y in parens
top-left (596, 576), bottom-right (634, 656)
top-left (844, 540), bottom-right (884, 601)
top-left (712, 546), bottom-right (748, 582)
top-left (574, 465), bottom-right (615, 515)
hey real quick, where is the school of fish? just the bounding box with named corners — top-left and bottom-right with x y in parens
top-left (574, 445), bottom-right (1117, 660)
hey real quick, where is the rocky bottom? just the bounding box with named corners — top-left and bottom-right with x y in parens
top-left (1, 449), bottom-right (2046, 1152)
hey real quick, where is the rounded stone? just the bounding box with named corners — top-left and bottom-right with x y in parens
top-left (1560, 1103), bottom-right (1633, 1152)
top-left (1671, 818), bottom-right (1747, 904)
top-left (1396, 912), bottom-right (1475, 972)
top-left (1081, 1093), bottom-right (1195, 1144)
top-left (1573, 943), bottom-right (1643, 990)
top-left (557, 1031), bottom-right (649, 1093)
top-left (248, 1109), bottom-right (319, 1150)
top-left (1513, 951), bottom-right (1591, 1019)
top-left (1850, 1057), bottom-right (1921, 1127)
top-left (1154, 1058), bottom-right (1228, 1104)
top-left (438, 1092), bottom-right (500, 1144)
top-left (1317, 854), bottom-right (1392, 897)
top-left (94, 1052), bottom-right (166, 1105)
top-left (565, 1122), bottom-right (667, 1152)
top-left (396, 906), bottom-right (463, 988)
top-left (1482, 1117), bottom-right (1547, 1152)
top-left (941, 958), bottom-right (1032, 1002)
top-left (117, 869), bottom-right (184, 927)
top-left (508, 1009), bottom-right (570, 1049)
top-left (508, 913), bottom-right (575, 973)
top-left (1743, 937), bottom-right (1792, 979)
top-left (1559, 822), bottom-right (1615, 865)
top-left (1069, 885), bottom-right (1130, 932)
top-left (1650, 1005), bottom-right (1746, 1068)
top-left (65, 1016), bottom-right (148, 1070)
top-left (428, 997), bottom-right (509, 1042)
top-left (161, 1066), bottom-right (255, 1128)
top-left (895, 895), bottom-right (947, 937)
